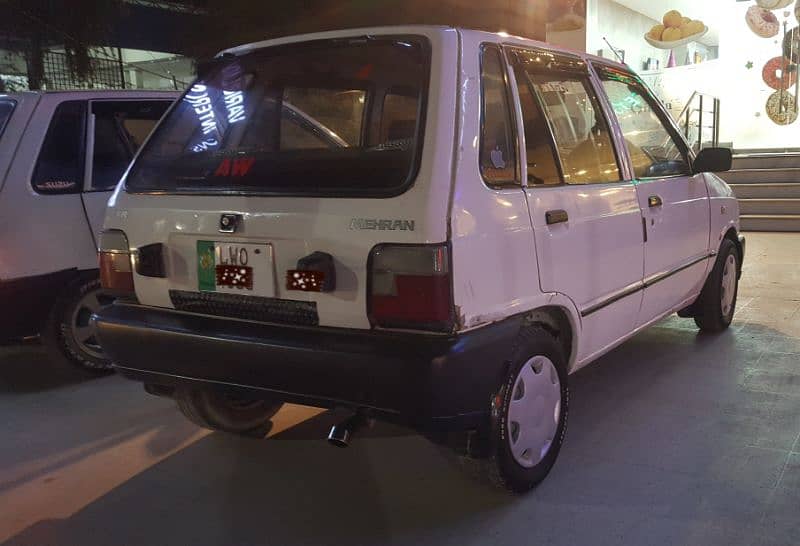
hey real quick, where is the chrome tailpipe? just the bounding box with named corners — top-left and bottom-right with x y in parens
top-left (327, 412), bottom-right (367, 448)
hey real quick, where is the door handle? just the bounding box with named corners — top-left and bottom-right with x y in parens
top-left (545, 209), bottom-right (569, 225)
top-left (648, 195), bottom-right (663, 208)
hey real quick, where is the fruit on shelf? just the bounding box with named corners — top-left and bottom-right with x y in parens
top-left (647, 10), bottom-right (707, 45)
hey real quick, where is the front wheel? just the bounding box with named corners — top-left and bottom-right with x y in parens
top-left (694, 238), bottom-right (740, 333)
top-left (176, 388), bottom-right (283, 436)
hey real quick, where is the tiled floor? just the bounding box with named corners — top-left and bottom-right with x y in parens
top-left (1, 232), bottom-right (799, 546)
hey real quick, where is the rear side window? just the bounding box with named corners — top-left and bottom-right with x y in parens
top-left (479, 45), bottom-right (517, 186)
top-left (126, 37), bottom-right (430, 197)
top-left (32, 101), bottom-right (86, 194)
top-left (0, 99), bottom-right (15, 139)
top-left (90, 100), bottom-right (171, 191)
top-left (513, 68), bottom-right (562, 185)
top-left (599, 73), bottom-right (690, 179)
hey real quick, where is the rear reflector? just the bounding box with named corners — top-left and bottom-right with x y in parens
top-left (368, 244), bottom-right (453, 332)
top-left (99, 230), bottom-right (135, 294)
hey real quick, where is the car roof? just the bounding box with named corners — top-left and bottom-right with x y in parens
top-left (0, 90), bottom-right (179, 100)
top-left (219, 25), bottom-right (631, 73)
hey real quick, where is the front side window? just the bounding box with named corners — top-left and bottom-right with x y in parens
top-left (0, 99), bottom-right (15, 139)
top-left (90, 100), bottom-right (171, 191)
top-left (517, 70), bottom-right (620, 185)
top-left (479, 45), bottom-right (517, 186)
top-left (599, 72), bottom-right (690, 179)
top-left (126, 37), bottom-right (430, 197)
top-left (32, 101), bottom-right (86, 194)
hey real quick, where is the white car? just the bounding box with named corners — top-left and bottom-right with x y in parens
top-left (0, 90), bottom-right (176, 372)
top-left (94, 27), bottom-right (744, 492)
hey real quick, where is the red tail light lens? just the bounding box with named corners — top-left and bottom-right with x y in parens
top-left (99, 230), bottom-right (135, 294)
top-left (368, 244), bottom-right (454, 332)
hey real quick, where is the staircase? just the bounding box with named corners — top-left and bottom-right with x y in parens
top-left (722, 151), bottom-right (800, 232)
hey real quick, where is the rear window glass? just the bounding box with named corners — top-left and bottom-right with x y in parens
top-left (0, 99), bottom-right (16, 139)
top-left (126, 37), bottom-right (430, 197)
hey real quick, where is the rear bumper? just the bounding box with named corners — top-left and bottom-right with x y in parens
top-left (0, 269), bottom-right (78, 340)
top-left (94, 304), bottom-right (522, 434)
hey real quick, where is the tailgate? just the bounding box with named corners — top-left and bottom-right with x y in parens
top-left (106, 28), bottom-right (458, 330)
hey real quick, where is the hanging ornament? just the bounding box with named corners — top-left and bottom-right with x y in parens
top-left (747, 6), bottom-right (781, 38)
top-left (766, 91), bottom-right (799, 124)
top-left (757, 0), bottom-right (793, 9)
top-left (763, 56), bottom-right (797, 89)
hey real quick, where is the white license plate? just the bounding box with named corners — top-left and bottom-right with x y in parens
top-left (197, 241), bottom-right (275, 296)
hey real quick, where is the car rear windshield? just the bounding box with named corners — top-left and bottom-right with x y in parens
top-left (0, 99), bottom-right (16, 139)
top-left (126, 37), bottom-right (430, 197)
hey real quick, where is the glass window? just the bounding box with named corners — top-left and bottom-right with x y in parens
top-left (127, 37), bottom-right (429, 197)
top-left (0, 99), bottom-right (15, 138)
top-left (379, 89), bottom-right (419, 146)
top-left (526, 74), bottom-right (620, 184)
top-left (514, 71), bottom-right (561, 185)
top-left (32, 101), bottom-right (86, 194)
top-left (90, 100), bottom-right (171, 191)
top-left (600, 75), bottom-right (690, 179)
top-left (479, 45), bottom-right (517, 186)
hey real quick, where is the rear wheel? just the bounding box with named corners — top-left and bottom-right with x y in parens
top-left (470, 327), bottom-right (569, 493)
top-left (175, 388), bottom-right (283, 436)
top-left (43, 275), bottom-right (115, 374)
top-left (694, 239), bottom-right (740, 333)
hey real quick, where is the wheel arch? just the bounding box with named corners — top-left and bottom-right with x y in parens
top-left (722, 227), bottom-right (743, 277)
top-left (521, 304), bottom-right (578, 374)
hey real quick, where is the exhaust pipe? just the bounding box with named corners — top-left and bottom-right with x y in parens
top-left (327, 412), bottom-right (367, 448)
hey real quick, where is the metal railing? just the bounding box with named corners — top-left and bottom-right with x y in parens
top-left (677, 91), bottom-right (720, 152)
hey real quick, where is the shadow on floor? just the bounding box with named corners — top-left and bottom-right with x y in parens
top-left (0, 340), bottom-right (103, 394)
top-left (4, 317), bottom-right (799, 546)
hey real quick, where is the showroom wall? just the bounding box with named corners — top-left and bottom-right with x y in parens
top-left (646, 2), bottom-right (799, 150)
top-left (587, 0), bottom-right (670, 71)
top-left (572, 0), bottom-right (800, 151)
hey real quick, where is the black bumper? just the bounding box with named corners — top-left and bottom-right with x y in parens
top-left (94, 304), bottom-right (522, 433)
top-left (738, 234), bottom-right (746, 271)
top-left (0, 269), bottom-right (79, 340)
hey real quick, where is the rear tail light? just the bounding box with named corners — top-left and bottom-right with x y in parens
top-left (368, 243), bottom-right (454, 332)
top-left (99, 230), bottom-right (135, 294)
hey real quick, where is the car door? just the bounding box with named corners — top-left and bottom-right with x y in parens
top-left (594, 66), bottom-right (711, 326)
top-left (81, 99), bottom-right (172, 242)
top-left (507, 48), bottom-right (645, 365)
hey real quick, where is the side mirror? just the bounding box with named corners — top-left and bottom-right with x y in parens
top-left (693, 147), bottom-right (732, 174)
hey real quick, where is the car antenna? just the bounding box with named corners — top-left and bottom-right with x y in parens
top-left (602, 37), bottom-right (626, 64)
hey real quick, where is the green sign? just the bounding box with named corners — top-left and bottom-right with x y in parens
top-left (197, 240), bottom-right (216, 292)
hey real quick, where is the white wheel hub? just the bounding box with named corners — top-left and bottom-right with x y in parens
top-left (507, 355), bottom-right (561, 468)
top-left (720, 253), bottom-right (737, 319)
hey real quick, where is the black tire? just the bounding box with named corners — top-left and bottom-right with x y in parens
top-left (694, 239), bottom-right (740, 333)
top-left (42, 274), bottom-right (115, 374)
top-left (476, 326), bottom-right (569, 493)
top-left (175, 388), bottom-right (283, 435)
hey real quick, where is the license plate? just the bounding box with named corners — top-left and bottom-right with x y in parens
top-left (197, 241), bottom-right (275, 295)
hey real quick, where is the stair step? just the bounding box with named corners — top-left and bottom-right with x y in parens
top-left (732, 154), bottom-right (800, 170)
top-left (721, 168), bottom-right (800, 184)
top-left (739, 198), bottom-right (800, 215)
top-left (740, 214), bottom-right (800, 232)
top-left (731, 183), bottom-right (800, 199)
